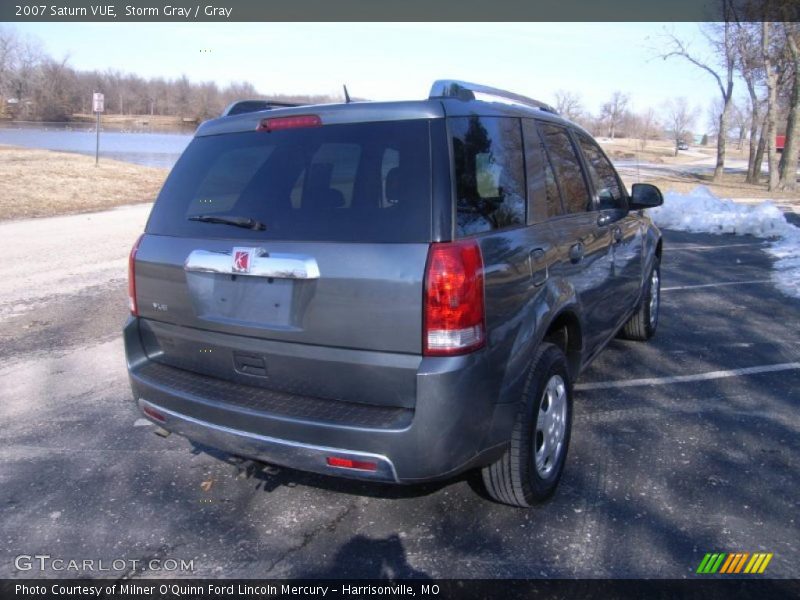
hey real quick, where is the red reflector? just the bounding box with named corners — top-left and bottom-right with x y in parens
top-left (326, 456), bottom-right (378, 471)
top-left (128, 233), bottom-right (144, 316)
top-left (142, 406), bottom-right (166, 423)
top-left (423, 240), bottom-right (485, 356)
top-left (257, 114), bottom-right (321, 132)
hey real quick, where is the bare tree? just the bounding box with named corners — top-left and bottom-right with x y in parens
top-left (778, 22), bottom-right (799, 191)
top-left (600, 91), bottom-right (629, 139)
top-left (636, 107), bottom-right (659, 150)
top-left (554, 90), bottom-right (583, 121)
top-left (753, 115), bottom-right (768, 179)
top-left (731, 100), bottom-right (750, 150)
top-left (662, 10), bottom-right (736, 181)
top-left (732, 21), bottom-right (766, 182)
top-left (34, 56), bottom-right (76, 120)
top-left (665, 98), bottom-right (697, 156)
top-left (192, 81), bottom-right (222, 121)
top-left (761, 22), bottom-right (781, 191)
top-left (0, 27), bottom-right (18, 104)
top-left (8, 34), bottom-right (43, 118)
top-left (173, 74), bottom-right (192, 117)
top-left (707, 97), bottom-right (724, 138)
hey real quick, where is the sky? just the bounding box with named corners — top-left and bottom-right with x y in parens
top-left (11, 22), bottom-right (737, 122)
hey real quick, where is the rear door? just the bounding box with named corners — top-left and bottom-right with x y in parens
top-left (447, 115), bottom-right (558, 386)
top-left (133, 119), bottom-right (435, 403)
top-left (574, 132), bottom-right (643, 325)
top-left (536, 121), bottom-right (617, 356)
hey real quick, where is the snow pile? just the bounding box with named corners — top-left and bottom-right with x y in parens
top-left (647, 185), bottom-right (800, 299)
top-left (768, 227), bottom-right (800, 299)
top-left (649, 186), bottom-right (791, 237)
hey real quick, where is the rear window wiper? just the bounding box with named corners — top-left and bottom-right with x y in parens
top-left (188, 214), bottom-right (266, 231)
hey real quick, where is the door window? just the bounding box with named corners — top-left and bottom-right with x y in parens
top-left (537, 123), bottom-right (592, 214)
top-left (576, 134), bottom-right (627, 211)
top-left (523, 119), bottom-right (564, 222)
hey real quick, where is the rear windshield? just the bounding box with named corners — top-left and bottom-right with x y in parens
top-left (146, 120), bottom-right (432, 243)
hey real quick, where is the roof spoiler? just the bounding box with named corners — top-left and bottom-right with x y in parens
top-left (429, 79), bottom-right (558, 114)
top-left (222, 100), bottom-right (303, 117)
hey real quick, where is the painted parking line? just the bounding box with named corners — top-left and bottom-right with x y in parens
top-left (669, 242), bottom-right (767, 251)
top-left (575, 362), bottom-right (800, 391)
top-left (662, 279), bottom-right (772, 291)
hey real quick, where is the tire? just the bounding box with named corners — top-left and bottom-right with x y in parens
top-left (620, 258), bottom-right (660, 341)
top-left (481, 343), bottom-right (572, 507)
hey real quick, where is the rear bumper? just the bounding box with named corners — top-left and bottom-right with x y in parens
top-left (125, 318), bottom-right (515, 483)
top-left (138, 398), bottom-right (399, 481)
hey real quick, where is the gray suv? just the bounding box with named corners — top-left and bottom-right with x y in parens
top-left (125, 80), bottom-right (663, 507)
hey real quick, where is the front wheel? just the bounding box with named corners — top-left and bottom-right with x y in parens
top-left (481, 343), bottom-right (573, 507)
top-left (620, 258), bottom-right (660, 341)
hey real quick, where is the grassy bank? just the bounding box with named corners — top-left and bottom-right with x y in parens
top-left (599, 137), bottom-right (758, 164)
top-left (641, 171), bottom-right (798, 201)
top-left (605, 138), bottom-right (799, 211)
top-left (622, 170), bottom-right (800, 214)
top-left (1, 114), bottom-right (197, 131)
top-left (71, 113), bottom-right (198, 130)
top-left (599, 137), bottom-right (712, 164)
top-left (0, 145), bottom-right (168, 220)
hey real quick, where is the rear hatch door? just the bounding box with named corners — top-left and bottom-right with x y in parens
top-left (134, 117), bottom-right (436, 407)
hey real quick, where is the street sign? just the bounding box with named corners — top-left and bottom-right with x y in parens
top-left (93, 92), bottom-right (104, 113)
top-left (92, 92), bottom-right (104, 166)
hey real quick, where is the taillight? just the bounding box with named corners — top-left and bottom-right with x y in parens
top-left (128, 234), bottom-right (144, 315)
top-left (256, 114), bottom-right (321, 132)
top-left (142, 405), bottom-right (165, 423)
top-left (423, 240), bottom-right (485, 356)
top-left (326, 456), bottom-right (378, 472)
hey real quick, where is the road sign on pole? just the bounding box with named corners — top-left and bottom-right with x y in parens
top-left (92, 92), bottom-right (104, 113)
top-left (93, 92), bottom-right (104, 166)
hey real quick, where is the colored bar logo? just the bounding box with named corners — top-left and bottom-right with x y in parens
top-left (696, 552), bottom-right (773, 574)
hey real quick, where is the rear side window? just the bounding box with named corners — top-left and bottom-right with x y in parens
top-left (538, 123), bottom-right (592, 214)
top-left (522, 119), bottom-right (563, 222)
top-left (450, 116), bottom-right (526, 237)
top-left (146, 120), bottom-right (432, 243)
top-left (576, 134), bottom-right (627, 211)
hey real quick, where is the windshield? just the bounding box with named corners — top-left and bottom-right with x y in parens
top-left (146, 120), bottom-right (432, 243)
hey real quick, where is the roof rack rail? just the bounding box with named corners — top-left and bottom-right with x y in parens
top-left (222, 99), bottom-right (302, 117)
top-left (429, 80), bottom-right (558, 115)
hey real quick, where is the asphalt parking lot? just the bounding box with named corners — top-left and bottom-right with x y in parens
top-left (1, 224), bottom-right (798, 580)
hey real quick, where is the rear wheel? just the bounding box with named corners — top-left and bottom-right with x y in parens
top-left (620, 258), bottom-right (660, 341)
top-left (481, 343), bottom-right (572, 507)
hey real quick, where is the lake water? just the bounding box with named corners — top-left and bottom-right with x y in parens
top-left (0, 122), bottom-right (194, 169)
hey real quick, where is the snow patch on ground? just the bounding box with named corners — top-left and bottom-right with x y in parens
top-left (769, 230), bottom-right (800, 299)
top-left (648, 186), bottom-right (800, 299)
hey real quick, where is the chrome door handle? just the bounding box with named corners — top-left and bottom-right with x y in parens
top-left (529, 248), bottom-right (548, 286)
top-left (569, 242), bottom-right (585, 263)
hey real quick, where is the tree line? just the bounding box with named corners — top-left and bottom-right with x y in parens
top-left (0, 26), bottom-right (340, 123)
top-left (662, 2), bottom-right (799, 191)
top-left (557, 3), bottom-right (798, 192)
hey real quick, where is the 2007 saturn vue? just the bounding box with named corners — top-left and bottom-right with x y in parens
top-left (125, 80), bottom-right (664, 507)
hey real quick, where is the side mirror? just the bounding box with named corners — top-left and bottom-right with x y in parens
top-left (629, 183), bottom-right (663, 210)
